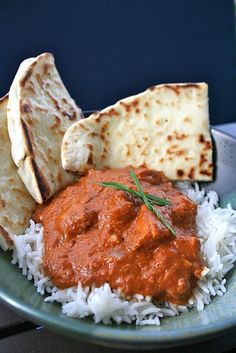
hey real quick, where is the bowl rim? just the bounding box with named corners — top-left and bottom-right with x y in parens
top-left (211, 125), bottom-right (236, 141)
top-left (1, 285), bottom-right (236, 349)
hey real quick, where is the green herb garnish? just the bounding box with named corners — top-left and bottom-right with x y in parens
top-left (100, 171), bottom-right (176, 236)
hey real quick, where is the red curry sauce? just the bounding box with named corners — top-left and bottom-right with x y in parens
top-left (33, 168), bottom-right (203, 304)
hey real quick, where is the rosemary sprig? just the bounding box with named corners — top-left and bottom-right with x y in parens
top-left (146, 193), bottom-right (171, 205)
top-left (100, 172), bottom-right (176, 236)
top-left (99, 182), bottom-right (171, 206)
top-left (99, 181), bottom-right (142, 199)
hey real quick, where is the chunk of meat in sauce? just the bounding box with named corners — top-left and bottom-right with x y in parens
top-left (125, 205), bottom-right (173, 250)
top-left (33, 168), bottom-right (203, 304)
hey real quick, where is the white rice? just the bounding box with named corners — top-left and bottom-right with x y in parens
top-left (11, 183), bottom-right (236, 325)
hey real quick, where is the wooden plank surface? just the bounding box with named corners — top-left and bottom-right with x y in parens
top-left (0, 303), bottom-right (24, 328)
top-left (1, 326), bottom-right (236, 353)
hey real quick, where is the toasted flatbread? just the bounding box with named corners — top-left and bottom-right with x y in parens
top-left (7, 53), bottom-right (83, 204)
top-left (62, 83), bottom-right (213, 180)
top-left (0, 95), bottom-right (35, 250)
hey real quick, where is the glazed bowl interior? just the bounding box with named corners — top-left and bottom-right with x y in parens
top-left (0, 128), bottom-right (236, 350)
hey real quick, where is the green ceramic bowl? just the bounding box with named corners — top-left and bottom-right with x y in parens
top-left (0, 128), bottom-right (236, 350)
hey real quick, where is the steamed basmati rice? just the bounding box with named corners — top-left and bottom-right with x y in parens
top-left (11, 183), bottom-right (236, 325)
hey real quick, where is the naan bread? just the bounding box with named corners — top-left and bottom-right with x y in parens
top-left (0, 95), bottom-right (35, 250)
top-left (7, 52), bottom-right (83, 204)
top-left (62, 83), bottom-right (213, 180)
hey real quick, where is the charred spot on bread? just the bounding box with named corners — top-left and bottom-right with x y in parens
top-left (177, 169), bottom-right (184, 178)
top-left (21, 119), bottom-right (35, 156)
top-left (30, 158), bottom-right (51, 201)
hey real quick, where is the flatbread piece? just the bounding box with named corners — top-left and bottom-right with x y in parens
top-left (62, 83), bottom-right (213, 181)
top-left (7, 52), bottom-right (83, 203)
top-left (0, 95), bottom-right (35, 250)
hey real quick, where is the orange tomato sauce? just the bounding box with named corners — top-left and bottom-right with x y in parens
top-left (33, 168), bottom-right (203, 304)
